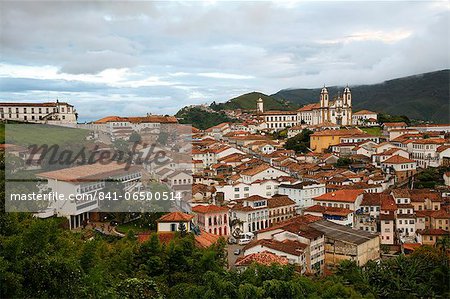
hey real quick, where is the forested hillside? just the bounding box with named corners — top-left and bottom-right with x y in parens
top-left (272, 70), bottom-right (449, 123)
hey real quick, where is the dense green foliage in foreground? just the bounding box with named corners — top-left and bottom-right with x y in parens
top-left (176, 107), bottom-right (236, 130)
top-left (0, 211), bottom-right (448, 298)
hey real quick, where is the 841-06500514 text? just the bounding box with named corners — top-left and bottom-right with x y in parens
top-left (9, 191), bottom-right (183, 202)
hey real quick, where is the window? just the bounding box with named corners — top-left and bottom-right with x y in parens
top-left (170, 223), bottom-right (176, 231)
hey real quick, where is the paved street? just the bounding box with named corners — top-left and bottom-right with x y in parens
top-left (226, 243), bottom-right (245, 269)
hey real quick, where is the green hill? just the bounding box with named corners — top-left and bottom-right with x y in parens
top-left (271, 70), bottom-right (449, 123)
top-left (210, 91), bottom-right (297, 111)
top-left (175, 106), bottom-right (237, 130)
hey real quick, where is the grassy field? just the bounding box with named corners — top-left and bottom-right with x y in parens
top-left (361, 126), bottom-right (382, 136)
top-left (4, 123), bottom-right (89, 146)
top-left (115, 221), bottom-right (150, 234)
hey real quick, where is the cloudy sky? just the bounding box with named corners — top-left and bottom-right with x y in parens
top-left (0, 1), bottom-right (449, 121)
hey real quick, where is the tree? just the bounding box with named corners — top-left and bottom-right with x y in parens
top-left (178, 222), bottom-right (187, 237)
top-left (112, 138), bottom-right (130, 154)
top-left (335, 157), bottom-right (353, 167)
top-left (128, 131), bottom-right (142, 143)
top-left (284, 129), bottom-right (313, 153)
top-left (115, 278), bottom-right (162, 299)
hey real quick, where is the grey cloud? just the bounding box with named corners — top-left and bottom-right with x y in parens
top-left (0, 1), bottom-right (448, 120)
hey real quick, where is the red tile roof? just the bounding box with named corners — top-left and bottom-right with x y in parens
top-left (353, 109), bottom-right (377, 115)
top-left (417, 228), bottom-right (449, 236)
top-left (94, 115), bottom-right (177, 124)
top-left (267, 195), bottom-right (296, 208)
top-left (304, 205), bottom-right (353, 216)
top-left (313, 189), bottom-right (364, 203)
top-left (411, 138), bottom-right (447, 145)
top-left (194, 230), bottom-right (221, 248)
top-left (383, 122), bottom-right (407, 127)
top-left (192, 204), bottom-right (228, 214)
top-left (241, 164), bottom-right (271, 176)
top-left (235, 251), bottom-right (289, 267)
top-left (403, 243), bottom-right (422, 251)
top-left (243, 239), bottom-right (307, 256)
top-left (382, 155), bottom-right (415, 164)
top-left (157, 212), bottom-right (194, 222)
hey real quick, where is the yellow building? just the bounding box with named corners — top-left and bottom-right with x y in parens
top-left (310, 129), bottom-right (361, 153)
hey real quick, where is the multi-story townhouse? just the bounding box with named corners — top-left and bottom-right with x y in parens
top-left (192, 204), bottom-right (229, 236)
top-left (382, 122), bottom-right (407, 137)
top-left (388, 128), bottom-right (420, 141)
top-left (313, 189), bottom-right (365, 211)
top-left (374, 141), bottom-right (398, 154)
top-left (352, 110), bottom-right (378, 126)
top-left (381, 155), bottom-right (417, 183)
top-left (379, 194), bottom-right (397, 245)
top-left (229, 195), bottom-right (300, 235)
top-left (243, 239), bottom-right (308, 273)
top-left (205, 122), bottom-right (231, 139)
top-left (340, 134), bottom-right (380, 144)
top-left (240, 163), bottom-right (289, 184)
top-left (416, 229), bottom-right (449, 246)
top-left (310, 128), bottom-right (363, 153)
top-left (229, 195), bottom-right (270, 235)
top-left (410, 138), bottom-right (448, 168)
top-left (278, 181), bottom-right (326, 212)
top-left (256, 215), bottom-right (326, 274)
top-left (0, 101), bottom-right (77, 125)
top-left (391, 190), bottom-right (416, 242)
top-left (437, 145), bottom-right (450, 166)
top-left (304, 205), bottom-right (354, 227)
top-left (267, 195), bottom-right (296, 226)
top-left (372, 148), bottom-right (409, 168)
top-left (215, 179), bottom-right (280, 201)
top-left (356, 193), bottom-right (385, 233)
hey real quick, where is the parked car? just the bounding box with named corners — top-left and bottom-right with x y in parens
top-left (238, 238), bottom-right (251, 245)
top-left (228, 236), bottom-right (237, 244)
top-left (233, 249), bottom-right (241, 255)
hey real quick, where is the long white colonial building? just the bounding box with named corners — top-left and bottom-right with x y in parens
top-left (0, 101), bottom-right (77, 125)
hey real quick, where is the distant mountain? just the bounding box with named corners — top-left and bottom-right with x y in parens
top-left (210, 91), bottom-right (298, 111)
top-left (271, 70), bottom-right (449, 123)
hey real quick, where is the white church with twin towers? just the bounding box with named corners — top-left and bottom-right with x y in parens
top-left (256, 86), bottom-right (355, 131)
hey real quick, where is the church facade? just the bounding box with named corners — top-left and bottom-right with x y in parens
top-left (297, 86), bottom-right (353, 126)
top-left (256, 86), bottom-right (353, 131)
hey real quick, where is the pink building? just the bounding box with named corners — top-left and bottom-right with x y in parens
top-left (192, 204), bottom-right (229, 236)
